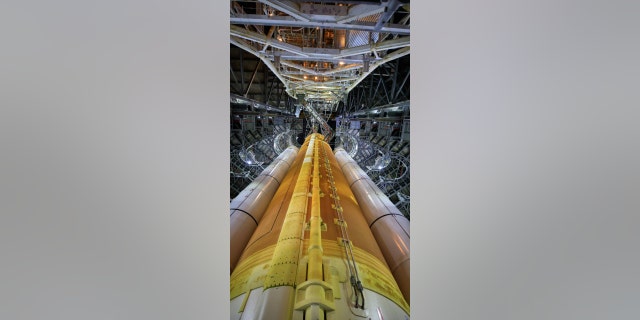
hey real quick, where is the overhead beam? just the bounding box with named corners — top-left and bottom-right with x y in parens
top-left (230, 37), bottom-right (292, 96)
top-left (232, 25), bottom-right (409, 60)
top-left (374, 0), bottom-right (403, 31)
top-left (283, 74), bottom-right (357, 86)
top-left (257, 0), bottom-right (310, 22)
top-left (230, 14), bottom-right (410, 35)
top-left (231, 93), bottom-right (294, 115)
top-left (380, 13), bottom-right (410, 42)
top-left (349, 100), bottom-right (410, 117)
top-left (261, 25), bottom-right (277, 52)
top-left (346, 46), bottom-right (410, 93)
top-left (231, 25), bottom-right (308, 58)
top-left (277, 54), bottom-right (365, 64)
top-left (338, 4), bottom-right (385, 24)
top-left (338, 36), bottom-right (410, 58)
top-left (280, 60), bottom-right (318, 75)
top-left (280, 61), bottom-right (361, 76)
top-left (300, 2), bottom-right (348, 16)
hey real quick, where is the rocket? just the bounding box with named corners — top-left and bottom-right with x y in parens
top-left (230, 133), bottom-right (410, 319)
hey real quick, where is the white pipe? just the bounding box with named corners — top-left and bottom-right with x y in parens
top-left (334, 147), bottom-right (410, 303)
top-left (230, 146), bottom-right (299, 272)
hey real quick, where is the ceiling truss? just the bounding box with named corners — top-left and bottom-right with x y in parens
top-left (230, 0), bottom-right (410, 112)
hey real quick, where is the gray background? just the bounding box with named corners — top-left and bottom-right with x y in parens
top-left (1, 0), bottom-right (638, 319)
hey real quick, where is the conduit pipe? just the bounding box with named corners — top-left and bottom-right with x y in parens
top-left (230, 145), bottom-right (298, 272)
top-left (334, 147), bottom-right (410, 303)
